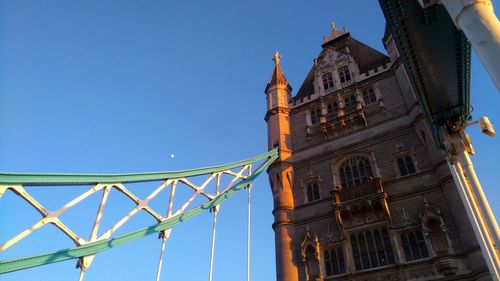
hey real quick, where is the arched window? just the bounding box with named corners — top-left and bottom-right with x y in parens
top-left (401, 230), bottom-right (429, 261)
top-left (339, 157), bottom-right (374, 188)
top-left (350, 227), bottom-right (395, 271)
top-left (381, 228), bottom-right (396, 265)
top-left (306, 182), bottom-right (320, 202)
top-left (338, 65), bottom-right (351, 83)
top-left (350, 234), bottom-right (362, 271)
top-left (366, 231), bottom-right (378, 267)
top-left (358, 232), bottom-right (369, 269)
top-left (324, 247), bottom-right (346, 276)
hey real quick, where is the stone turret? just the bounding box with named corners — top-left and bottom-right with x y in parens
top-left (264, 51), bottom-right (298, 281)
top-left (265, 51), bottom-right (293, 161)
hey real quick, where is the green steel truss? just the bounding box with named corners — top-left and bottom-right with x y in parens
top-left (0, 148), bottom-right (278, 277)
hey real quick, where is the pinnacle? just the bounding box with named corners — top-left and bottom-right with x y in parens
top-left (268, 51), bottom-right (288, 87)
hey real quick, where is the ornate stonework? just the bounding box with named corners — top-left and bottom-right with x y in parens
top-left (264, 25), bottom-right (491, 281)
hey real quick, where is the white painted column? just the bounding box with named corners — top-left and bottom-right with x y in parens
top-left (456, 148), bottom-right (500, 253)
top-left (445, 130), bottom-right (500, 280)
top-left (451, 159), bottom-right (500, 280)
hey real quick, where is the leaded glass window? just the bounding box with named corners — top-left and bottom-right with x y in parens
top-left (322, 72), bottom-right (334, 90)
top-left (363, 88), bottom-right (377, 105)
top-left (339, 157), bottom-right (373, 188)
top-left (338, 66), bottom-right (351, 83)
top-left (398, 155), bottom-right (416, 176)
top-left (310, 108), bottom-right (322, 125)
top-left (344, 95), bottom-right (356, 109)
top-left (306, 182), bottom-right (320, 202)
top-left (324, 247), bottom-right (346, 276)
top-left (401, 230), bottom-right (429, 261)
top-left (351, 227), bottom-right (395, 271)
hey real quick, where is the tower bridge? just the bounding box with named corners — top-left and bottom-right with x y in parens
top-left (1, 1), bottom-right (499, 280)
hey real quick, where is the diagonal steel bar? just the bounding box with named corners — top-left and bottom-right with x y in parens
top-left (0, 149), bottom-right (278, 275)
top-left (0, 184), bottom-right (105, 251)
top-left (98, 180), bottom-right (172, 240)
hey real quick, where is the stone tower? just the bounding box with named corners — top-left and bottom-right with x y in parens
top-left (265, 51), bottom-right (299, 280)
top-left (264, 24), bottom-right (492, 281)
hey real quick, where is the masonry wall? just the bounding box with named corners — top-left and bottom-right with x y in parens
top-left (269, 56), bottom-right (490, 280)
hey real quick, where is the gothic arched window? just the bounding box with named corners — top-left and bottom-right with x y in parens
top-left (401, 230), bottom-right (429, 261)
top-left (338, 65), bottom-right (351, 83)
top-left (306, 182), bottom-right (320, 202)
top-left (323, 247), bottom-right (346, 276)
top-left (339, 157), bottom-right (374, 188)
top-left (350, 227), bottom-right (395, 271)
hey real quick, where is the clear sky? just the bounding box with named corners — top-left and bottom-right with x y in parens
top-left (1, 1), bottom-right (499, 281)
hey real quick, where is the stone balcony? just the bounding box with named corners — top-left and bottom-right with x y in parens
top-left (335, 178), bottom-right (383, 202)
top-left (331, 178), bottom-right (387, 215)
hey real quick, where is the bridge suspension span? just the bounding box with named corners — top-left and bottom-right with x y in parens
top-left (0, 148), bottom-right (278, 280)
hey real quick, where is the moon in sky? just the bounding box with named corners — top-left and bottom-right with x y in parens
top-left (170, 153), bottom-right (175, 159)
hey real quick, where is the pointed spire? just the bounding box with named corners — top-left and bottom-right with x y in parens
top-left (266, 51), bottom-right (289, 91)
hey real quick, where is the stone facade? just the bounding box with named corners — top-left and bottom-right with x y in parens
top-left (264, 26), bottom-right (492, 281)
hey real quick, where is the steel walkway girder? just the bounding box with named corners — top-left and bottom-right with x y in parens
top-left (0, 148), bottom-right (278, 275)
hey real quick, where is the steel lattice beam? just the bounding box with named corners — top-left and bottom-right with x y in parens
top-left (0, 148), bottom-right (278, 276)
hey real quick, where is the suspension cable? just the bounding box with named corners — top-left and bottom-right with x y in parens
top-left (156, 180), bottom-right (176, 281)
top-left (208, 206), bottom-right (219, 281)
top-left (155, 238), bottom-right (166, 281)
top-left (246, 166), bottom-right (252, 281)
top-left (155, 230), bottom-right (171, 281)
top-left (208, 173), bottom-right (221, 281)
top-left (77, 268), bottom-right (85, 281)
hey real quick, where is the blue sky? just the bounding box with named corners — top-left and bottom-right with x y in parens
top-left (1, 1), bottom-right (499, 280)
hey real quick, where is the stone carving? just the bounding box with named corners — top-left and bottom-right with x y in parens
top-left (301, 231), bottom-right (323, 281)
top-left (420, 199), bottom-right (453, 256)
